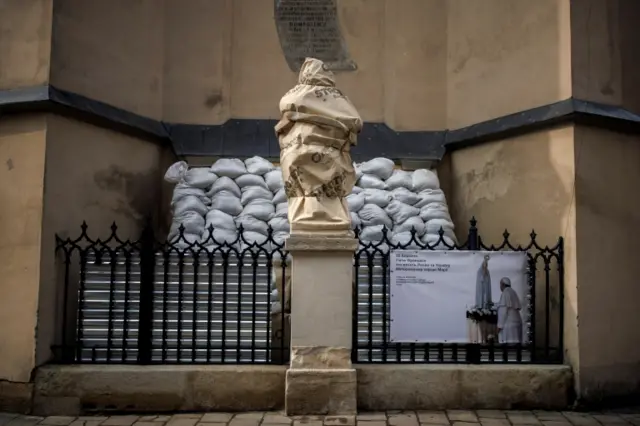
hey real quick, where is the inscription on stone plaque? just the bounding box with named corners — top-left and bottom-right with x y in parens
top-left (274, 0), bottom-right (357, 72)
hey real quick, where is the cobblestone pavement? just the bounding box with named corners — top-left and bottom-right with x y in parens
top-left (1, 410), bottom-right (640, 426)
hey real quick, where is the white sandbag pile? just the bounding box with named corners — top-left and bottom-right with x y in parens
top-left (353, 158), bottom-right (457, 250)
top-left (165, 156), bottom-right (456, 251)
top-left (164, 161), bottom-right (216, 248)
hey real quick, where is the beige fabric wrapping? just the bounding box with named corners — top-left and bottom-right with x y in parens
top-left (275, 58), bottom-right (363, 234)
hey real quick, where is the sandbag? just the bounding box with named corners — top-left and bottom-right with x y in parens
top-left (385, 170), bottom-right (413, 190)
top-left (164, 161), bottom-right (189, 184)
top-left (265, 169), bottom-right (284, 192)
top-left (358, 204), bottom-right (393, 229)
top-left (210, 192), bottom-right (243, 216)
top-left (351, 186), bottom-right (363, 194)
top-left (172, 183), bottom-right (210, 205)
top-left (273, 188), bottom-right (287, 205)
top-left (363, 188), bottom-right (393, 208)
top-left (204, 210), bottom-right (236, 231)
top-left (173, 195), bottom-right (208, 217)
top-left (241, 231), bottom-right (268, 247)
top-left (236, 215), bottom-right (269, 235)
top-left (207, 176), bottom-right (241, 198)
top-left (170, 232), bottom-right (201, 248)
top-left (202, 228), bottom-right (238, 246)
top-left (272, 231), bottom-right (288, 246)
top-left (425, 219), bottom-right (456, 241)
top-left (241, 186), bottom-right (273, 206)
top-left (242, 200), bottom-right (275, 222)
top-left (391, 187), bottom-right (421, 206)
top-left (346, 192), bottom-right (366, 213)
top-left (235, 174), bottom-right (269, 190)
top-left (414, 189), bottom-right (446, 208)
top-left (358, 174), bottom-right (386, 190)
top-left (359, 158), bottom-right (395, 180)
top-left (412, 169), bottom-right (439, 192)
top-left (183, 168), bottom-right (218, 189)
top-left (245, 156), bottom-right (275, 175)
top-left (393, 216), bottom-right (426, 236)
top-left (168, 211), bottom-right (205, 238)
top-left (420, 202), bottom-right (452, 221)
top-left (385, 200), bottom-right (420, 224)
top-left (274, 202), bottom-right (289, 218)
top-left (422, 233), bottom-right (456, 250)
top-left (211, 158), bottom-right (246, 178)
top-left (268, 217), bottom-right (290, 233)
top-left (391, 231), bottom-right (422, 249)
top-left (350, 212), bottom-right (362, 230)
top-left (360, 225), bottom-right (385, 241)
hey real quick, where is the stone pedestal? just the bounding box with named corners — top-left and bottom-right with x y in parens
top-left (284, 234), bottom-right (358, 416)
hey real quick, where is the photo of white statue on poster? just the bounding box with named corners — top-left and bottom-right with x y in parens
top-left (389, 251), bottom-right (528, 344)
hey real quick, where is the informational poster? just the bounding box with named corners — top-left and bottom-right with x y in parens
top-left (389, 251), bottom-right (528, 344)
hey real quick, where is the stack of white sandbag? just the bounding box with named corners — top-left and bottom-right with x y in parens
top-left (164, 161), bottom-right (217, 247)
top-left (351, 158), bottom-right (457, 250)
top-left (207, 157), bottom-right (283, 249)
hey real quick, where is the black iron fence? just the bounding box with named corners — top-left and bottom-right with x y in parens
top-left (353, 218), bottom-right (564, 364)
top-left (54, 224), bottom-right (290, 364)
top-left (55, 218), bottom-right (563, 366)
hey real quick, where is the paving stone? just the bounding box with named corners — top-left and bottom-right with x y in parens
top-left (534, 413), bottom-right (566, 421)
top-left (196, 423), bottom-right (228, 426)
top-left (102, 418), bottom-right (139, 426)
top-left (358, 422), bottom-right (386, 426)
top-left (263, 414), bottom-right (291, 425)
top-left (561, 414), bottom-right (599, 426)
top-left (171, 417), bottom-right (202, 421)
top-left (77, 419), bottom-right (108, 423)
top-left (451, 422), bottom-right (481, 426)
top-left (134, 423), bottom-right (161, 426)
top-left (541, 422), bottom-right (572, 426)
top-left (323, 416), bottom-right (355, 426)
top-left (480, 420), bottom-right (510, 426)
top-left (229, 421), bottom-right (260, 426)
top-left (292, 421), bottom-right (322, 426)
top-left (40, 418), bottom-right (76, 426)
top-left (8, 417), bottom-right (45, 426)
top-left (0, 414), bottom-right (18, 426)
top-left (388, 413), bottom-right (419, 426)
top-left (358, 414), bottom-right (387, 422)
top-left (417, 412), bottom-right (449, 425)
top-left (507, 414), bottom-right (540, 425)
top-left (200, 416), bottom-right (232, 424)
top-left (448, 412), bottom-right (478, 423)
top-left (233, 414), bottom-right (264, 421)
top-left (138, 418), bottom-right (158, 423)
top-left (167, 420), bottom-right (200, 426)
top-left (477, 412), bottom-right (506, 420)
top-left (593, 415), bottom-right (629, 424)
top-left (69, 421), bottom-right (104, 426)
top-left (153, 419), bottom-right (170, 424)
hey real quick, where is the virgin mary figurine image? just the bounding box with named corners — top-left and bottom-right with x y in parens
top-left (475, 254), bottom-right (493, 309)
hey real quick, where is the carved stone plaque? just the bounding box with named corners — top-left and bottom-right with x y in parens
top-left (274, 0), bottom-right (357, 72)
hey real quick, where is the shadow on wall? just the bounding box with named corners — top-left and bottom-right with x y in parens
top-left (436, 0), bottom-right (576, 398)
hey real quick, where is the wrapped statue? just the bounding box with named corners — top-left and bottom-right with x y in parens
top-left (275, 57), bottom-right (363, 235)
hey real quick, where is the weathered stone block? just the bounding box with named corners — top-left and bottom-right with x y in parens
top-left (285, 369), bottom-right (356, 416)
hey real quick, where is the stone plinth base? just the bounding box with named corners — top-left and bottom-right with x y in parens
top-left (285, 368), bottom-right (357, 416)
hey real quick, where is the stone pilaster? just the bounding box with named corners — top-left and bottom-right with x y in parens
top-left (284, 234), bottom-right (358, 416)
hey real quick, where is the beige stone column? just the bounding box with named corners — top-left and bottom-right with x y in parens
top-left (284, 234), bottom-right (358, 416)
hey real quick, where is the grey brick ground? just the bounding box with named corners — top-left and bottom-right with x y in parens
top-left (0, 410), bottom-right (638, 426)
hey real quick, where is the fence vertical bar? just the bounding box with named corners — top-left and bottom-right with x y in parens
top-left (465, 218), bottom-right (481, 363)
top-left (137, 225), bottom-right (155, 364)
top-left (528, 255), bottom-right (537, 363)
top-left (557, 237), bottom-right (565, 363)
top-left (352, 254), bottom-right (360, 363)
